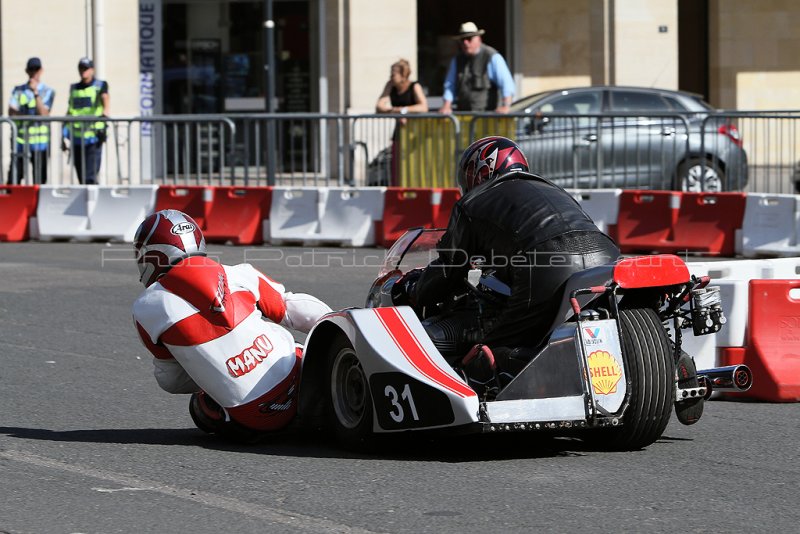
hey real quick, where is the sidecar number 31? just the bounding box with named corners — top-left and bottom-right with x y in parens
top-left (370, 373), bottom-right (456, 430)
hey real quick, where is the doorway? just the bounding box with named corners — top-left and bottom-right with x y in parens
top-left (678, 0), bottom-right (709, 102)
top-left (416, 0), bottom-right (508, 105)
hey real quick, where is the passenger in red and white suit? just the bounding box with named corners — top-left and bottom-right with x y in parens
top-left (132, 209), bottom-right (332, 441)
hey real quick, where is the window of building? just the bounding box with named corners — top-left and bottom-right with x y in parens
top-left (162, 0), bottom-right (312, 114)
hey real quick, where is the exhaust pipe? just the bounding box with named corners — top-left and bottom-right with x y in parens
top-left (697, 365), bottom-right (753, 396)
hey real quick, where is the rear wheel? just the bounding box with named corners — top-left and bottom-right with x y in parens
top-left (679, 157), bottom-right (725, 192)
top-left (326, 335), bottom-right (375, 449)
top-left (586, 307), bottom-right (675, 450)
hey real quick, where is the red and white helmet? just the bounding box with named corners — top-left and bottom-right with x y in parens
top-left (134, 209), bottom-right (206, 287)
top-left (457, 136), bottom-right (529, 193)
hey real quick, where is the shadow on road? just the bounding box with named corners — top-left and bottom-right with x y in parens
top-left (0, 425), bottom-right (608, 462)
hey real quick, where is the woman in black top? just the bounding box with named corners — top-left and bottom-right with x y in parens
top-left (375, 59), bottom-right (428, 114)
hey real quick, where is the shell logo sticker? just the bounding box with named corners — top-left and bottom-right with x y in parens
top-left (587, 350), bottom-right (623, 395)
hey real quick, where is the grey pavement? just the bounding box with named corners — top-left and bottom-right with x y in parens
top-left (0, 242), bottom-right (798, 533)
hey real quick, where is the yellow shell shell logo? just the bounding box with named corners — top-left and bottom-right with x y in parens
top-left (588, 350), bottom-right (623, 395)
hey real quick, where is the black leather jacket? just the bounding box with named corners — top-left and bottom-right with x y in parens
top-left (411, 171), bottom-right (619, 347)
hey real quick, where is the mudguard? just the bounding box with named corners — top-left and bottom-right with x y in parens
top-left (303, 306), bottom-right (481, 433)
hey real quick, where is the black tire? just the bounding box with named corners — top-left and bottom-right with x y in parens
top-left (586, 307), bottom-right (675, 450)
top-left (326, 334), bottom-right (375, 450)
top-left (678, 157), bottom-right (726, 192)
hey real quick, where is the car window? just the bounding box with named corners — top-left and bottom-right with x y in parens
top-left (690, 96), bottom-right (714, 111)
top-left (663, 96), bottom-right (688, 111)
top-left (539, 92), bottom-right (601, 114)
top-left (510, 91), bottom-right (553, 112)
top-left (609, 91), bottom-right (669, 111)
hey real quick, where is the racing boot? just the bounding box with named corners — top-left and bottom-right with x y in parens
top-left (189, 391), bottom-right (263, 443)
top-left (189, 391), bottom-right (226, 434)
top-left (675, 351), bottom-right (704, 425)
top-left (460, 344), bottom-right (501, 400)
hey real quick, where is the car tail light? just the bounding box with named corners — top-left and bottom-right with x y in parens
top-left (718, 124), bottom-right (743, 147)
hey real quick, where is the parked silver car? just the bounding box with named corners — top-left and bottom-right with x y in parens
top-left (509, 86), bottom-right (748, 191)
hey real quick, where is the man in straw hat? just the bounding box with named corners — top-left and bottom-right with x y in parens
top-left (439, 21), bottom-right (515, 114)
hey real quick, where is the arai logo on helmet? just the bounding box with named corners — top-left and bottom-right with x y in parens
top-left (170, 222), bottom-right (195, 235)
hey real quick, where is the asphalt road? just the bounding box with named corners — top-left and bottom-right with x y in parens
top-left (1, 242), bottom-right (798, 534)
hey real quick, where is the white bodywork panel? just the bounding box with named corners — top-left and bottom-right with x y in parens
top-left (311, 306), bottom-right (480, 432)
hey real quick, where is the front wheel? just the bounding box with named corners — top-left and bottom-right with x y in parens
top-left (678, 157), bottom-right (726, 192)
top-left (585, 307), bottom-right (675, 450)
top-left (326, 335), bottom-right (375, 449)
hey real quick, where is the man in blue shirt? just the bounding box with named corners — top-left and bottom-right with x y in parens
top-left (439, 22), bottom-right (516, 114)
top-left (7, 57), bottom-right (55, 184)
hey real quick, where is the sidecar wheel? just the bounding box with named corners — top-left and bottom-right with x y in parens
top-left (326, 335), bottom-right (375, 450)
top-left (586, 307), bottom-right (675, 450)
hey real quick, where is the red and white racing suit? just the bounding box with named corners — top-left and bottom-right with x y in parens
top-left (132, 255), bottom-right (331, 431)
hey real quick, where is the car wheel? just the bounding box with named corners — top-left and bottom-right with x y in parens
top-left (327, 335), bottom-right (375, 449)
top-left (679, 157), bottom-right (726, 192)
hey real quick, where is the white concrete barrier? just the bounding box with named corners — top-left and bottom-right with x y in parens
top-left (683, 257), bottom-right (800, 370)
top-left (567, 188), bottom-right (621, 235)
top-left (316, 187), bottom-right (385, 246)
top-left (740, 193), bottom-right (800, 257)
top-left (267, 187), bottom-right (323, 245)
top-left (268, 187), bottom-right (385, 246)
top-left (37, 186), bottom-right (90, 240)
top-left (37, 185), bottom-right (157, 242)
top-left (88, 186), bottom-right (158, 242)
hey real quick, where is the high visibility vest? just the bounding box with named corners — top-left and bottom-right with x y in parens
top-left (13, 88), bottom-right (50, 150)
top-left (66, 80), bottom-right (106, 144)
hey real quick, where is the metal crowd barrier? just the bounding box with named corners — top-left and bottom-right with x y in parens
top-left (702, 112), bottom-right (800, 194)
top-left (228, 113), bottom-right (460, 188)
top-left (3, 111), bottom-right (800, 193)
top-left (4, 115), bottom-right (235, 186)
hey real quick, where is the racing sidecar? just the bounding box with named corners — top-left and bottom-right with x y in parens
top-left (297, 229), bottom-right (752, 450)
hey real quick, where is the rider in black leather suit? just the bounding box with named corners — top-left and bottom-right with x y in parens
top-left (400, 136), bottom-right (620, 362)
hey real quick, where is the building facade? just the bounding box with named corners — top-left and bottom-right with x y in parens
top-left (2, 0), bottom-right (798, 120)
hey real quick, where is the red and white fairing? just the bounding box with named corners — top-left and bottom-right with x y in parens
top-left (133, 256), bottom-right (331, 430)
top-left (306, 306), bottom-right (481, 431)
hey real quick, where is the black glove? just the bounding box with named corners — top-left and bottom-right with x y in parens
top-left (95, 128), bottom-right (107, 144)
top-left (391, 268), bottom-right (424, 306)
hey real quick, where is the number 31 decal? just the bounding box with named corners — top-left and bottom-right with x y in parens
top-left (384, 383), bottom-right (419, 423)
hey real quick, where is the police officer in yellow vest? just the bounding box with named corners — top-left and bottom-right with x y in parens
top-left (62, 57), bottom-right (110, 185)
top-left (7, 57), bottom-right (55, 185)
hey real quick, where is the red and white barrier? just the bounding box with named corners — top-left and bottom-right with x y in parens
top-left (615, 191), bottom-right (746, 256)
top-left (204, 187), bottom-right (272, 245)
top-left (0, 185), bottom-right (38, 242)
top-left (682, 258), bottom-right (800, 370)
top-left (377, 187), bottom-right (460, 247)
top-left (720, 280), bottom-right (800, 402)
top-left (14, 186), bottom-right (800, 257)
top-left (671, 193), bottom-right (745, 256)
top-left (154, 185), bottom-right (208, 228)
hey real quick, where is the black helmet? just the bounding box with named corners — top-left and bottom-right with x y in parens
top-left (457, 136), bottom-right (529, 193)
